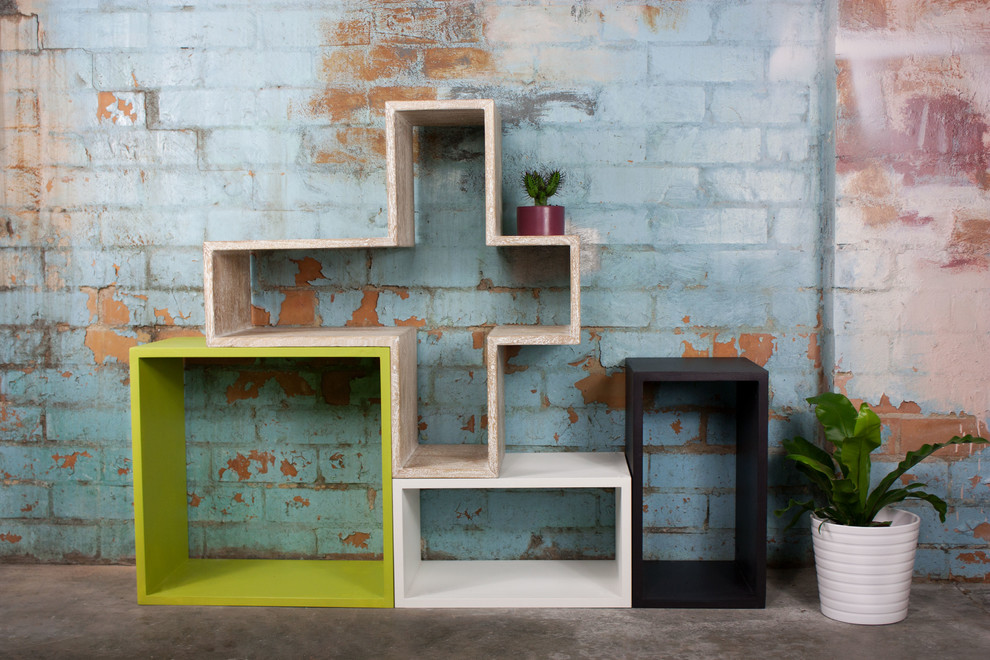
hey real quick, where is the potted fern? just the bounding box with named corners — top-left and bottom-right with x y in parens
top-left (777, 393), bottom-right (987, 625)
top-left (517, 167), bottom-right (565, 235)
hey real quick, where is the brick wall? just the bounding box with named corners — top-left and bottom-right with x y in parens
top-left (834, 0), bottom-right (990, 579)
top-left (0, 0), bottom-right (985, 578)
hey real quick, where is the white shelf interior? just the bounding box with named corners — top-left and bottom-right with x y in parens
top-left (393, 452), bottom-right (631, 608)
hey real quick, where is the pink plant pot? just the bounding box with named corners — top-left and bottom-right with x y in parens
top-left (517, 205), bottom-right (565, 236)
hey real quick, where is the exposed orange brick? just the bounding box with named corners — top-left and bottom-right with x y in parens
top-left (99, 288), bottom-right (130, 326)
top-left (226, 372), bottom-right (316, 403)
top-left (320, 16), bottom-right (371, 46)
top-left (574, 357), bottom-right (625, 410)
top-left (218, 450), bottom-right (276, 481)
top-left (277, 290), bottom-right (317, 326)
top-left (322, 371), bottom-right (357, 406)
top-left (96, 92), bottom-right (116, 122)
top-left (955, 550), bottom-right (990, 566)
top-left (395, 316), bottom-right (426, 327)
top-left (339, 531), bottom-right (371, 548)
top-left (503, 346), bottom-right (527, 373)
top-left (948, 215), bottom-right (990, 260)
top-left (153, 308), bottom-right (175, 325)
top-left (369, 86), bottom-right (437, 116)
top-left (461, 415), bottom-right (476, 433)
top-left (152, 327), bottom-right (204, 341)
top-left (423, 47), bottom-right (493, 79)
top-left (681, 340), bottom-right (710, 358)
top-left (376, 7), bottom-right (442, 44)
top-left (84, 327), bottom-right (143, 365)
top-left (322, 45), bottom-right (418, 82)
top-left (898, 416), bottom-right (987, 455)
top-left (0, 533), bottom-right (23, 543)
top-left (872, 394), bottom-right (922, 415)
top-left (291, 256), bottom-right (325, 286)
top-left (643, 2), bottom-right (686, 32)
top-left (806, 332), bottom-right (822, 370)
top-left (308, 88), bottom-right (366, 121)
top-left (251, 305), bottom-right (272, 326)
top-left (280, 460), bottom-right (298, 477)
top-left (52, 451), bottom-right (92, 470)
top-left (471, 329), bottom-right (486, 349)
top-left (314, 127), bottom-right (387, 165)
top-left (713, 336), bottom-right (737, 358)
top-left (346, 290), bottom-right (382, 327)
top-left (840, 0), bottom-right (889, 30)
top-left (738, 333), bottom-right (775, 367)
top-left (973, 522), bottom-right (990, 542)
top-left (292, 495), bottom-right (311, 507)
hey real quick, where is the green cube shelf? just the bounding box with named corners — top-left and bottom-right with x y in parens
top-left (129, 337), bottom-right (395, 607)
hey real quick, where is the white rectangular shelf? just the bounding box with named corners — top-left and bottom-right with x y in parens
top-left (393, 452), bottom-right (631, 608)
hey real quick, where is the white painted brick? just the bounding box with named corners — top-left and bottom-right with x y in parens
top-left (149, 11), bottom-right (255, 49)
top-left (766, 127), bottom-right (813, 162)
top-left (527, 126), bottom-right (648, 164)
top-left (101, 209), bottom-right (205, 248)
top-left (0, 248), bottom-right (43, 287)
top-left (834, 333), bottom-right (893, 373)
top-left (651, 45), bottom-right (764, 83)
top-left (649, 127), bottom-right (762, 164)
top-left (484, 5), bottom-right (599, 45)
top-left (201, 128), bottom-right (301, 168)
top-left (41, 91), bottom-right (146, 132)
top-left (653, 208), bottom-right (769, 245)
top-left (537, 46), bottom-right (648, 83)
top-left (769, 45), bottom-right (822, 83)
top-left (832, 290), bottom-right (912, 333)
top-left (149, 248), bottom-right (206, 289)
top-left (78, 130), bottom-right (198, 167)
top-left (205, 208), bottom-right (318, 242)
top-left (711, 86), bottom-right (809, 124)
top-left (771, 206), bottom-right (819, 247)
top-left (587, 166), bottom-right (700, 204)
top-left (252, 170), bottom-right (384, 210)
top-left (200, 49), bottom-right (316, 88)
top-left (156, 89), bottom-right (257, 128)
top-left (140, 170), bottom-right (254, 207)
top-left (601, 3), bottom-right (712, 43)
top-left (258, 10), bottom-right (329, 48)
top-left (597, 85), bottom-right (706, 124)
top-left (4, 50), bottom-right (94, 93)
top-left (257, 88), bottom-right (338, 127)
top-left (833, 246), bottom-right (894, 290)
top-left (44, 168), bottom-right (146, 208)
top-left (44, 247), bottom-right (147, 288)
top-left (715, 2), bottom-right (823, 45)
top-left (94, 51), bottom-right (205, 89)
top-left (705, 167), bottom-right (810, 204)
top-left (40, 12), bottom-right (149, 50)
top-left (0, 14), bottom-right (39, 51)
top-left (0, 92), bottom-right (38, 129)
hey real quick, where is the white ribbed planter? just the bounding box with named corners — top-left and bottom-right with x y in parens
top-left (810, 508), bottom-right (920, 625)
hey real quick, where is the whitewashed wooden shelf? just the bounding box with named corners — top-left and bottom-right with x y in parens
top-left (202, 99), bottom-right (582, 479)
top-left (393, 452), bottom-right (631, 608)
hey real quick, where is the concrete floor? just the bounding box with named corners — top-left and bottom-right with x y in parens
top-left (1, 566), bottom-right (988, 659)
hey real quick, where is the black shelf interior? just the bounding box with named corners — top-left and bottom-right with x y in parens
top-left (640, 561), bottom-right (761, 608)
top-left (625, 357), bottom-right (768, 609)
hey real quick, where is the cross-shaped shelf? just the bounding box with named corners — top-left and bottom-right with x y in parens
top-left (202, 99), bottom-right (581, 478)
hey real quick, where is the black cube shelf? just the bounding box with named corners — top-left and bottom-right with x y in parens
top-left (625, 357), bottom-right (768, 608)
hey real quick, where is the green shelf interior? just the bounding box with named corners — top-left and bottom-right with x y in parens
top-left (129, 337), bottom-right (393, 607)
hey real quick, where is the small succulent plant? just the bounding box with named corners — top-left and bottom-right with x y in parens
top-left (522, 168), bottom-right (565, 206)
